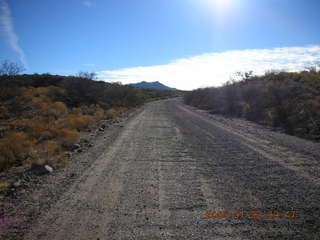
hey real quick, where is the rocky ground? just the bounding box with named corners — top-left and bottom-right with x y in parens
top-left (1, 98), bottom-right (320, 240)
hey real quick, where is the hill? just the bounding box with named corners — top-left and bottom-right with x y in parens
top-left (129, 81), bottom-right (177, 91)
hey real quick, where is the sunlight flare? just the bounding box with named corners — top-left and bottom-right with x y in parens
top-left (200, 0), bottom-right (239, 27)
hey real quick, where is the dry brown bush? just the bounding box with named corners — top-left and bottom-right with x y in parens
top-left (60, 114), bottom-right (93, 130)
top-left (105, 107), bottom-right (128, 120)
top-left (47, 102), bottom-right (67, 117)
top-left (105, 108), bottom-right (118, 120)
top-left (0, 132), bottom-right (34, 171)
top-left (55, 128), bottom-right (80, 146)
top-left (32, 140), bottom-right (65, 166)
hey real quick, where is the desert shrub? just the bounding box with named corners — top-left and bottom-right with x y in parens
top-left (0, 155), bottom-right (9, 172)
top-left (32, 140), bottom-right (64, 166)
top-left (105, 108), bottom-right (118, 120)
top-left (240, 80), bottom-right (268, 121)
top-left (55, 128), bottom-right (80, 146)
top-left (22, 86), bottom-right (65, 100)
top-left (78, 104), bottom-right (105, 119)
top-left (60, 114), bottom-right (93, 130)
top-left (0, 180), bottom-right (10, 192)
top-left (0, 105), bottom-right (9, 119)
top-left (0, 132), bottom-right (34, 171)
top-left (116, 107), bottom-right (128, 114)
top-left (77, 105), bottom-right (94, 115)
top-left (49, 102), bottom-right (68, 117)
top-left (220, 82), bottom-right (242, 117)
top-left (94, 107), bottom-right (105, 120)
top-left (71, 107), bottom-right (83, 115)
top-left (11, 116), bottom-right (56, 140)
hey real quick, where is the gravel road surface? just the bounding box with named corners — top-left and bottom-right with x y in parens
top-left (4, 98), bottom-right (320, 240)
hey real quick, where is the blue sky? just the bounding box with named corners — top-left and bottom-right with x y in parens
top-left (0, 0), bottom-right (320, 89)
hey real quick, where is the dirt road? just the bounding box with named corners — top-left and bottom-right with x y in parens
top-left (18, 99), bottom-right (320, 239)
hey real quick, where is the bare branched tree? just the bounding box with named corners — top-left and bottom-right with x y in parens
top-left (0, 60), bottom-right (25, 76)
top-left (77, 71), bottom-right (97, 80)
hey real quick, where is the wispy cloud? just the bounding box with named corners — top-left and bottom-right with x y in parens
top-left (82, 63), bottom-right (95, 67)
top-left (0, 0), bottom-right (27, 67)
top-left (98, 45), bottom-right (320, 90)
top-left (82, 1), bottom-right (94, 8)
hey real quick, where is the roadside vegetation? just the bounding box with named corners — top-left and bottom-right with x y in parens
top-left (184, 67), bottom-right (320, 141)
top-left (0, 61), bottom-right (179, 175)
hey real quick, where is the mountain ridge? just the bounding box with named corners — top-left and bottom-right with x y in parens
top-left (129, 81), bottom-right (177, 91)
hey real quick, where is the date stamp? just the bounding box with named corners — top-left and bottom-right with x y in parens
top-left (203, 210), bottom-right (297, 220)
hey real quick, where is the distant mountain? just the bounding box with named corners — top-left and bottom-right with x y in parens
top-left (129, 81), bottom-right (177, 91)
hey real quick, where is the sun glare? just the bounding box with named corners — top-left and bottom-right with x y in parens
top-left (200, 0), bottom-right (237, 26)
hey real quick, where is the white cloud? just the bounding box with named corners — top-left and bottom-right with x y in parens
top-left (98, 45), bottom-right (320, 90)
top-left (0, 0), bottom-right (27, 67)
top-left (83, 1), bottom-right (94, 7)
